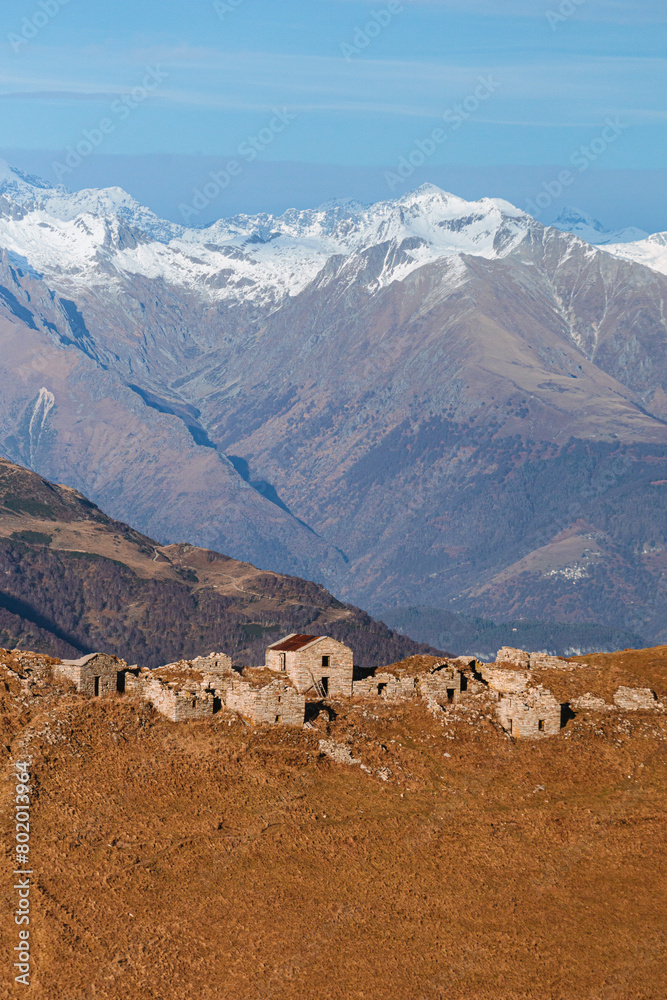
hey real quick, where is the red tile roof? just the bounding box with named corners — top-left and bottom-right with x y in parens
top-left (269, 634), bottom-right (322, 652)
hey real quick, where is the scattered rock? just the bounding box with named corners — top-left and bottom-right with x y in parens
top-left (319, 740), bottom-right (361, 766)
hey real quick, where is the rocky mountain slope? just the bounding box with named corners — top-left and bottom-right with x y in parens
top-left (0, 457), bottom-right (433, 668)
top-left (0, 163), bottom-right (665, 643)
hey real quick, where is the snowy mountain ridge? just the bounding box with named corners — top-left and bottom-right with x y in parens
top-left (0, 161), bottom-right (666, 307)
top-left (0, 163), bottom-right (535, 304)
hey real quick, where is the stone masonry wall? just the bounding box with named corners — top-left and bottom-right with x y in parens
top-left (54, 653), bottom-right (128, 696)
top-left (480, 666), bottom-right (530, 694)
top-left (189, 653), bottom-right (233, 677)
top-left (352, 673), bottom-right (417, 701)
top-left (496, 687), bottom-right (561, 739)
top-left (127, 670), bottom-right (214, 722)
top-left (268, 638), bottom-right (354, 697)
top-left (495, 647), bottom-right (571, 670)
top-left (420, 667), bottom-right (463, 705)
top-left (613, 686), bottom-right (661, 711)
top-left (225, 678), bottom-right (305, 726)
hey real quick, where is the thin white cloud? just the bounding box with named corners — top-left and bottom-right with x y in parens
top-left (327, 0), bottom-right (666, 23)
top-left (1, 48), bottom-right (664, 125)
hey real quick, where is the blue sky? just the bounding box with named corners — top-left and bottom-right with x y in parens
top-left (0, 0), bottom-right (665, 227)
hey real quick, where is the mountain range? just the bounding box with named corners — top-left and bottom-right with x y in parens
top-left (0, 162), bottom-right (665, 645)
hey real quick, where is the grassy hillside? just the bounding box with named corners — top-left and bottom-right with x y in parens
top-left (0, 644), bottom-right (665, 999)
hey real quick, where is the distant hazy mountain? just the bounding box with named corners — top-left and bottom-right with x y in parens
top-left (378, 606), bottom-right (646, 662)
top-left (0, 162), bottom-right (665, 645)
top-left (552, 205), bottom-right (667, 277)
top-left (551, 206), bottom-right (648, 246)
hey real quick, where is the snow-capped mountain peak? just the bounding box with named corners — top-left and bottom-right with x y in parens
top-left (551, 206), bottom-right (648, 246)
top-left (0, 168), bottom-right (536, 304)
top-left (0, 162), bottom-right (665, 305)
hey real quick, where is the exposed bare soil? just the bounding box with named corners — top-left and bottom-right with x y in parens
top-left (0, 647), bottom-right (665, 999)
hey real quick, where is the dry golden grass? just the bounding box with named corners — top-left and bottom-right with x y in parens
top-left (0, 647), bottom-right (665, 999)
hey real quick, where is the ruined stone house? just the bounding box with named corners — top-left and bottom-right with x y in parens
top-left (419, 663), bottom-right (467, 705)
top-left (496, 687), bottom-right (562, 739)
top-left (224, 675), bottom-right (305, 726)
top-left (126, 669), bottom-right (216, 723)
top-left (54, 652), bottom-right (128, 697)
top-left (265, 634), bottom-right (354, 697)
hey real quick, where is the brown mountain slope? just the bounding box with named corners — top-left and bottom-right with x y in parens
top-left (0, 645), bottom-right (665, 999)
top-left (0, 252), bottom-right (346, 584)
top-left (201, 239), bottom-right (667, 637)
top-left (0, 457), bottom-right (434, 668)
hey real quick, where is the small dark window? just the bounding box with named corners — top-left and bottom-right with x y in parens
top-left (538, 719), bottom-right (545, 732)
top-left (447, 688), bottom-right (455, 703)
top-left (94, 676), bottom-right (100, 697)
top-left (378, 683), bottom-right (387, 695)
top-left (508, 718), bottom-right (513, 733)
top-left (275, 715), bottom-right (281, 724)
top-left (322, 655), bottom-right (330, 668)
top-left (116, 671), bottom-right (125, 694)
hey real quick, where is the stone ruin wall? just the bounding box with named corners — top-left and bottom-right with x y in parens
top-left (274, 638), bottom-right (354, 697)
top-left (613, 686), bottom-right (661, 711)
top-left (125, 670), bottom-right (215, 723)
top-left (480, 666), bottom-right (531, 694)
top-left (420, 667), bottom-right (463, 705)
top-left (225, 678), bottom-right (305, 726)
top-left (189, 653), bottom-right (233, 677)
top-left (496, 688), bottom-right (562, 739)
top-left (54, 653), bottom-right (128, 696)
top-left (353, 673), bottom-right (418, 700)
top-left (124, 656), bottom-right (305, 727)
top-left (496, 647), bottom-right (571, 670)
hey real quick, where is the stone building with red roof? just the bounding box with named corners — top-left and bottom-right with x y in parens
top-left (265, 633), bottom-right (354, 697)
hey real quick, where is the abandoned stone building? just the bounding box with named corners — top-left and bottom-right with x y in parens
top-left (225, 675), bottom-right (305, 726)
top-left (45, 640), bottom-right (663, 739)
top-left (265, 634), bottom-right (354, 697)
top-left (54, 652), bottom-right (128, 697)
top-left (495, 687), bottom-right (562, 739)
top-left (125, 669), bottom-right (217, 723)
top-left (122, 655), bottom-right (306, 727)
top-left (352, 661), bottom-right (469, 705)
